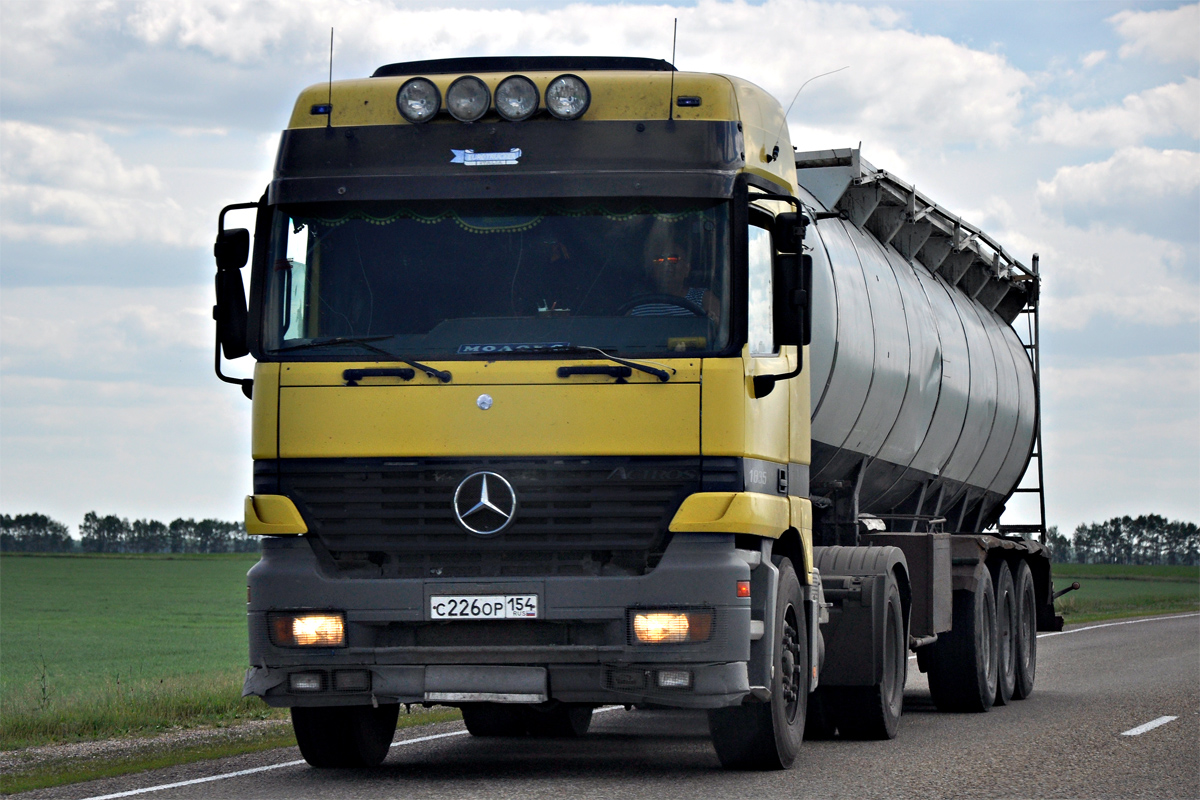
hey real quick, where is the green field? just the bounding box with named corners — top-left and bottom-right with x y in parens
top-left (1051, 563), bottom-right (1199, 622)
top-left (0, 553), bottom-right (281, 749)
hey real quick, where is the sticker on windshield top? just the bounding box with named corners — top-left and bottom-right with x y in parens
top-left (458, 342), bottom-right (571, 354)
top-left (450, 148), bottom-right (522, 166)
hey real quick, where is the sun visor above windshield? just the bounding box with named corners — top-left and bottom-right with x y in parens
top-left (270, 120), bottom-right (743, 204)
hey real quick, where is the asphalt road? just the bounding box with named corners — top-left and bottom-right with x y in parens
top-left (22, 613), bottom-right (1199, 800)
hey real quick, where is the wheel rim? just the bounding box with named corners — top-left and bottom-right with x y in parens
top-left (981, 593), bottom-right (994, 683)
top-left (780, 604), bottom-right (802, 723)
top-left (883, 600), bottom-right (904, 713)
top-left (1019, 586), bottom-right (1036, 671)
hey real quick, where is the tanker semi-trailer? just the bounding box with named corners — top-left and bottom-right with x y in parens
top-left (211, 56), bottom-right (1062, 770)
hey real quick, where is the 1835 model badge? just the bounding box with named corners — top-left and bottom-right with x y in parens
top-left (452, 472), bottom-right (518, 535)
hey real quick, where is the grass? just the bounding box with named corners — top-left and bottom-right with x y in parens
top-left (1, 553), bottom-right (279, 749)
top-left (1051, 562), bottom-right (1199, 623)
top-left (0, 708), bottom-right (462, 795)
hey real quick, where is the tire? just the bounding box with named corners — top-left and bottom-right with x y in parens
top-left (292, 704), bottom-right (399, 768)
top-left (526, 704), bottom-right (593, 737)
top-left (460, 703), bottom-right (530, 737)
top-left (927, 567), bottom-right (998, 713)
top-left (835, 577), bottom-right (907, 739)
top-left (1012, 560), bottom-right (1038, 700)
top-left (991, 560), bottom-right (1017, 706)
top-left (709, 558), bottom-right (807, 770)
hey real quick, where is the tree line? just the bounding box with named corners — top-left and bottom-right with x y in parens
top-left (1044, 515), bottom-right (1199, 565)
top-left (0, 512), bottom-right (258, 554)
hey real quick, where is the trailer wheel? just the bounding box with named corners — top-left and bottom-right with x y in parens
top-left (292, 703), bottom-right (399, 768)
top-left (991, 561), bottom-right (1017, 706)
top-left (709, 558), bottom-right (807, 769)
top-left (927, 567), bottom-right (998, 713)
top-left (526, 704), bottom-right (593, 737)
top-left (1012, 560), bottom-right (1037, 699)
top-left (835, 577), bottom-right (907, 739)
top-left (461, 703), bottom-right (530, 737)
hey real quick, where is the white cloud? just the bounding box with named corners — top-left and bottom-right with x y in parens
top-left (1037, 146), bottom-right (1200, 208)
top-left (1000, 218), bottom-right (1197, 331)
top-left (0, 121), bottom-right (193, 245)
top-left (1081, 50), bottom-right (1108, 69)
top-left (1032, 77), bottom-right (1200, 147)
top-left (0, 285), bottom-right (214, 380)
top-left (1110, 3), bottom-right (1200, 64)
top-left (1042, 353), bottom-right (1200, 528)
top-left (5, 0), bottom-right (1027, 150)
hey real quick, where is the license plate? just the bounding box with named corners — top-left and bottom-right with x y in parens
top-left (430, 594), bottom-right (539, 620)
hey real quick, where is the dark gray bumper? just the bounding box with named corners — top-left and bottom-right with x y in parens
top-left (245, 532), bottom-right (752, 709)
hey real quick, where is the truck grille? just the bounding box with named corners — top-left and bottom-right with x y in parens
top-left (264, 457), bottom-right (706, 578)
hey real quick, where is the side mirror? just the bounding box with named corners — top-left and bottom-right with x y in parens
top-left (214, 228), bottom-right (250, 271)
top-left (214, 267), bottom-right (249, 360)
top-left (773, 253), bottom-right (812, 348)
top-left (772, 212), bottom-right (805, 255)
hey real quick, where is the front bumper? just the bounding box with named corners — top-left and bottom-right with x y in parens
top-left (245, 532), bottom-right (752, 709)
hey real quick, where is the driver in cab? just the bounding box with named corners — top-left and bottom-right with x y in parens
top-left (625, 241), bottom-right (720, 321)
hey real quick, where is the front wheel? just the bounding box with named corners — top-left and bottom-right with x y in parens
top-left (292, 704), bottom-right (399, 768)
top-left (709, 558), bottom-right (807, 770)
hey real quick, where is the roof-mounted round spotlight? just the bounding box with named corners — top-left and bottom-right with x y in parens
top-left (396, 77), bottom-right (441, 123)
top-left (446, 76), bottom-right (491, 122)
top-left (495, 75), bottom-right (540, 122)
top-left (545, 74), bottom-right (590, 120)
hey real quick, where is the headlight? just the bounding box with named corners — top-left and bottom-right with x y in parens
top-left (396, 77), bottom-right (441, 123)
top-left (270, 612), bottom-right (346, 647)
top-left (545, 74), bottom-right (590, 120)
top-left (446, 75), bottom-right (491, 122)
top-left (495, 75), bottom-right (540, 121)
top-left (631, 610), bottom-right (714, 644)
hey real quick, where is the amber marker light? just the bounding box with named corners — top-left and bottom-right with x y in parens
top-left (736, 580), bottom-right (751, 598)
top-left (271, 612), bottom-right (346, 647)
top-left (631, 610), bottom-right (713, 644)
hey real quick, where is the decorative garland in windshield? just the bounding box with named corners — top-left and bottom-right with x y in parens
top-left (295, 203), bottom-right (708, 235)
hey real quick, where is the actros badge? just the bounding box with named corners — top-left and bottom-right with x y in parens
top-left (452, 471), bottom-right (518, 535)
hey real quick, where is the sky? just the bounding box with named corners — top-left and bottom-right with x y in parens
top-left (1, 0), bottom-right (1197, 536)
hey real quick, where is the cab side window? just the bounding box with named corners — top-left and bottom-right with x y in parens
top-left (747, 220), bottom-right (775, 355)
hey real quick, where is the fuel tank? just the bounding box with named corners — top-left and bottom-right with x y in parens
top-left (795, 148), bottom-right (1037, 533)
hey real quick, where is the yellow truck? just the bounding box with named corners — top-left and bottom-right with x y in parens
top-left (215, 56), bottom-right (1059, 770)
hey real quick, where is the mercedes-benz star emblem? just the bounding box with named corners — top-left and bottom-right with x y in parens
top-left (452, 471), bottom-right (518, 535)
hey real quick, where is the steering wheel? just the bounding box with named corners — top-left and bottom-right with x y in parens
top-left (618, 293), bottom-right (706, 317)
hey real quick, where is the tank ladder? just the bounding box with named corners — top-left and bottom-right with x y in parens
top-left (999, 253), bottom-right (1048, 544)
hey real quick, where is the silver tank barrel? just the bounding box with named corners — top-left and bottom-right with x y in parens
top-left (796, 148), bottom-right (1037, 533)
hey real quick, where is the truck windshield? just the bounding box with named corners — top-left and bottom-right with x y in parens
top-left (262, 198), bottom-right (731, 358)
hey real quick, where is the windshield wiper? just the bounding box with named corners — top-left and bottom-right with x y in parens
top-left (518, 344), bottom-right (673, 383)
top-left (271, 336), bottom-right (452, 383)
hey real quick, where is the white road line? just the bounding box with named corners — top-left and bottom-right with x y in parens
top-left (1038, 612), bottom-right (1199, 639)
top-left (905, 612), bottom-right (1198, 660)
top-left (79, 706), bottom-right (626, 800)
top-left (1121, 716), bottom-right (1178, 736)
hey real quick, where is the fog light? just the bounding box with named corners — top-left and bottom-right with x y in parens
top-left (495, 75), bottom-right (539, 121)
top-left (396, 77), bottom-right (441, 123)
top-left (289, 672), bottom-right (324, 692)
top-left (446, 75), bottom-right (491, 122)
top-left (334, 670), bottom-right (371, 692)
top-left (657, 670), bottom-right (691, 688)
top-left (270, 612), bottom-right (346, 647)
top-left (545, 74), bottom-right (590, 120)
top-left (631, 610), bottom-right (713, 643)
